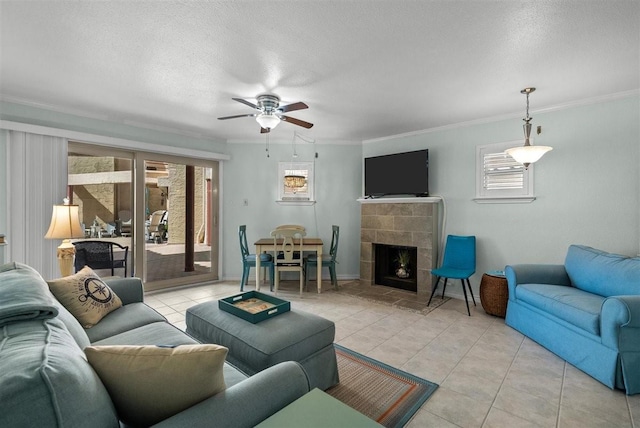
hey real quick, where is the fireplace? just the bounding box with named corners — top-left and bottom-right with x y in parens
top-left (359, 198), bottom-right (439, 298)
top-left (374, 244), bottom-right (418, 292)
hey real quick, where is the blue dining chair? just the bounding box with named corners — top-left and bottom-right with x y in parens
top-left (304, 225), bottom-right (339, 291)
top-left (427, 235), bottom-right (476, 316)
top-left (239, 225), bottom-right (275, 291)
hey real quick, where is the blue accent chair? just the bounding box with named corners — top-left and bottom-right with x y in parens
top-left (239, 225), bottom-right (275, 291)
top-left (304, 225), bottom-right (339, 291)
top-left (427, 235), bottom-right (476, 316)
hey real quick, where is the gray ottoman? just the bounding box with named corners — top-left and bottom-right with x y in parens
top-left (186, 301), bottom-right (339, 390)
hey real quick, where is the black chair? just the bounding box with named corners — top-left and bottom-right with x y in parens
top-left (73, 240), bottom-right (129, 277)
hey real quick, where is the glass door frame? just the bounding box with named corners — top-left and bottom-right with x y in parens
top-left (134, 151), bottom-right (219, 291)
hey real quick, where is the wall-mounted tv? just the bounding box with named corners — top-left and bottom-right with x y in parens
top-left (364, 149), bottom-right (429, 197)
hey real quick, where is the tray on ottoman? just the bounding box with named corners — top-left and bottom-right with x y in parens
top-left (219, 291), bottom-right (290, 324)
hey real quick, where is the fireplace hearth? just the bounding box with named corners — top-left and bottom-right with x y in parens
top-left (375, 244), bottom-right (417, 292)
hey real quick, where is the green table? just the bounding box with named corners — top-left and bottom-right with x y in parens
top-left (256, 388), bottom-right (383, 428)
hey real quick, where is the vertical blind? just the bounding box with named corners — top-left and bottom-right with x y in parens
top-left (8, 131), bottom-right (68, 279)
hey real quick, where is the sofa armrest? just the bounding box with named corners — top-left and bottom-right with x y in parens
top-left (103, 277), bottom-right (144, 305)
top-left (601, 296), bottom-right (640, 350)
top-left (505, 264), bottom-right (571, 301)
top-left (153, 361), bottom-right (310, 428)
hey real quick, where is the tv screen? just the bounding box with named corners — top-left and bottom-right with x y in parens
top-left (364, 149), bottom-right (429, 197)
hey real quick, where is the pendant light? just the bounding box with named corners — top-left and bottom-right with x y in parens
top-left (505, 87), bottom-right (552, 169)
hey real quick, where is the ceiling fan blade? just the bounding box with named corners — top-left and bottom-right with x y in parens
top-left (278, 101), bottom-right (308, 113)
top-left (217, 113), bottom-right (257, 120)
top-left (232, 97), bottom-right (258, 110)
top-left (280, 115), bottom-right (314, 129)
top-left (260, 127), bottom-right (270, 134)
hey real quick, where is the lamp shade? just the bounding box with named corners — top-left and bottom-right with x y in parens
top-left (256, 113), bottom-right (280, 130)
top-left (505, 145), bottom-right (553, 165)
top-left (45, 203), bottom-right (85, 240)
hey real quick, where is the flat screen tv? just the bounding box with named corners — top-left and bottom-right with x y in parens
top-left (364, 149), bottom-right (429, 197)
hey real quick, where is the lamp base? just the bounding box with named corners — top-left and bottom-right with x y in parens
top-left (56, 239), bottom-right (76, 277)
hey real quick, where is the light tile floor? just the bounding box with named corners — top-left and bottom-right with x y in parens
top-left (145, 280), bottom-right (639, 428)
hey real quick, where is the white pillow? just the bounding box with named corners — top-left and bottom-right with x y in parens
top-left (85, 344), bottom-right (228, 427)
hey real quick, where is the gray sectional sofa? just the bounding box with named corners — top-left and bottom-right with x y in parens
top-left (0, 262), bottom-right (310, 427)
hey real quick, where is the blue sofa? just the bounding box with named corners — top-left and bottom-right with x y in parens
top-left (505, 245), bottom-right (640, 395)
top-left (0, 262), bottom-right (310, 427)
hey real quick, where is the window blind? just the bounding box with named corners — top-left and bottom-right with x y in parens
top-left (483, 152), bottom-right (524, 190)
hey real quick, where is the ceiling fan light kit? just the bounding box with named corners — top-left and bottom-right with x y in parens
top-left (218, 93), bottom-right (313, 133)
top-left (256, 113), bottom-right (280, 130)
top-left (505, 87), bottom-right (553, 169)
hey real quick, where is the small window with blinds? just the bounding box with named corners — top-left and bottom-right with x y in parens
top-left (475, 141), bottom-right (535, 203)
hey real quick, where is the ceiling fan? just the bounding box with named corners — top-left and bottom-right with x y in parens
top-left (218, 94), bottom-right (313, 133)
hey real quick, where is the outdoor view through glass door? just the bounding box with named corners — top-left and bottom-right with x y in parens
top-left (68, 143), bottom-right (219, 290)
top-left (143, 158), bottom-right (217, 289)
top-left (67, 144), bottom-right (134, 278)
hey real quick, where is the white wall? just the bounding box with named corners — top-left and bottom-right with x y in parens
top-left (364, 95), bottom-right (640, 299)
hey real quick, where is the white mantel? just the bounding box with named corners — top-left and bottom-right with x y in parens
top-left (357, 196), bottom-right (441, 204)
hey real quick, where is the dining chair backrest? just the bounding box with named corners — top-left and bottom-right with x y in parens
top-left (329, 225), bottom-right (340, 261)
top-left (271, 228), bottom-right (306, 264)
top-left (238, 225), bottom-right (250, 259)
top-left (274, 224), bottom-right (306, 233)
top-left (441, 235), bottom-right (476, 272)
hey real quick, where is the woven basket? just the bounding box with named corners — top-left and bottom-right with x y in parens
top-left (479, 274), bottom-right (509, 318)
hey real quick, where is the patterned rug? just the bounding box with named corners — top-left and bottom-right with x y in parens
top-left (327, 344), bottom-right (438, 428)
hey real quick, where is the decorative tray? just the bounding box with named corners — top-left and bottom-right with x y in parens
top-left (218, 291), bottom-right (290, 323)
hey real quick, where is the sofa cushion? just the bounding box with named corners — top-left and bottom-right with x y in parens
top-left (0, 262), bottom-right (59, 326)
top-left (85, 302), bottom-right (166, 343)
top-left (565, 245), bottom-right (640, 297)
top-left (85, 344), bottom-right (228, 427)
top-left (0, 317), bottom-right (118, 428)
top-left (47, 266), bottom-right (123, 328)
top-left (516, 283), bottom-right (605, 335)
top-left (91, 320), bottom-right (198, 346)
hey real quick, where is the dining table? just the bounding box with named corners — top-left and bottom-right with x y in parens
top-left (254, 237), bottom-right (325, 293)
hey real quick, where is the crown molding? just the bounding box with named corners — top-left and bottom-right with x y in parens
top-left (0, 95), bottom-right (224, 142)
top-left (363, 89), bottom-right (639, 144)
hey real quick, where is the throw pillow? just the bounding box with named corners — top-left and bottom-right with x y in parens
top-left (85, 344), bottom-right (228, 427)
top-left (47, 266), bottom-right (122, 328)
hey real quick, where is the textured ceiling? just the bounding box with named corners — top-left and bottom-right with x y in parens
top-left (1, 1), bottom-right (638, 144)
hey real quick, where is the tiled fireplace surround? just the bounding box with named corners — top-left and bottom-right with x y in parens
top-left (359, 199), bottom-right (440, 299)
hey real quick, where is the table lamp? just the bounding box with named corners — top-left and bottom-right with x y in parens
top-left (44, 198), bottom-right (85, 277)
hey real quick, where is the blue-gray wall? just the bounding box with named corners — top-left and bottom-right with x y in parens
top-left (221, 141), bottom-right (362, 281)
top-left (1, 95), bottom-right (639, 300)
top-left (364, 95), bottom-right (639, 298)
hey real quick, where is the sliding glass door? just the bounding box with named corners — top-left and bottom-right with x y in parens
top-left (141, 156), bottom-right (219, 290)
top-left (68, 143), bottom-right (219, 290)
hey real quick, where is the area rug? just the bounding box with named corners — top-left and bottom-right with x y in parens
top-left (327, 344), bottom-right (438, 428)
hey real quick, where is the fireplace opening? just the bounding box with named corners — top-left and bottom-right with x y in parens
top-left (374, 244), bottom-right (418, 292)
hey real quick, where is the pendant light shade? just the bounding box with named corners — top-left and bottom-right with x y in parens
top-left (505, 87), bottom-right (552, 169)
